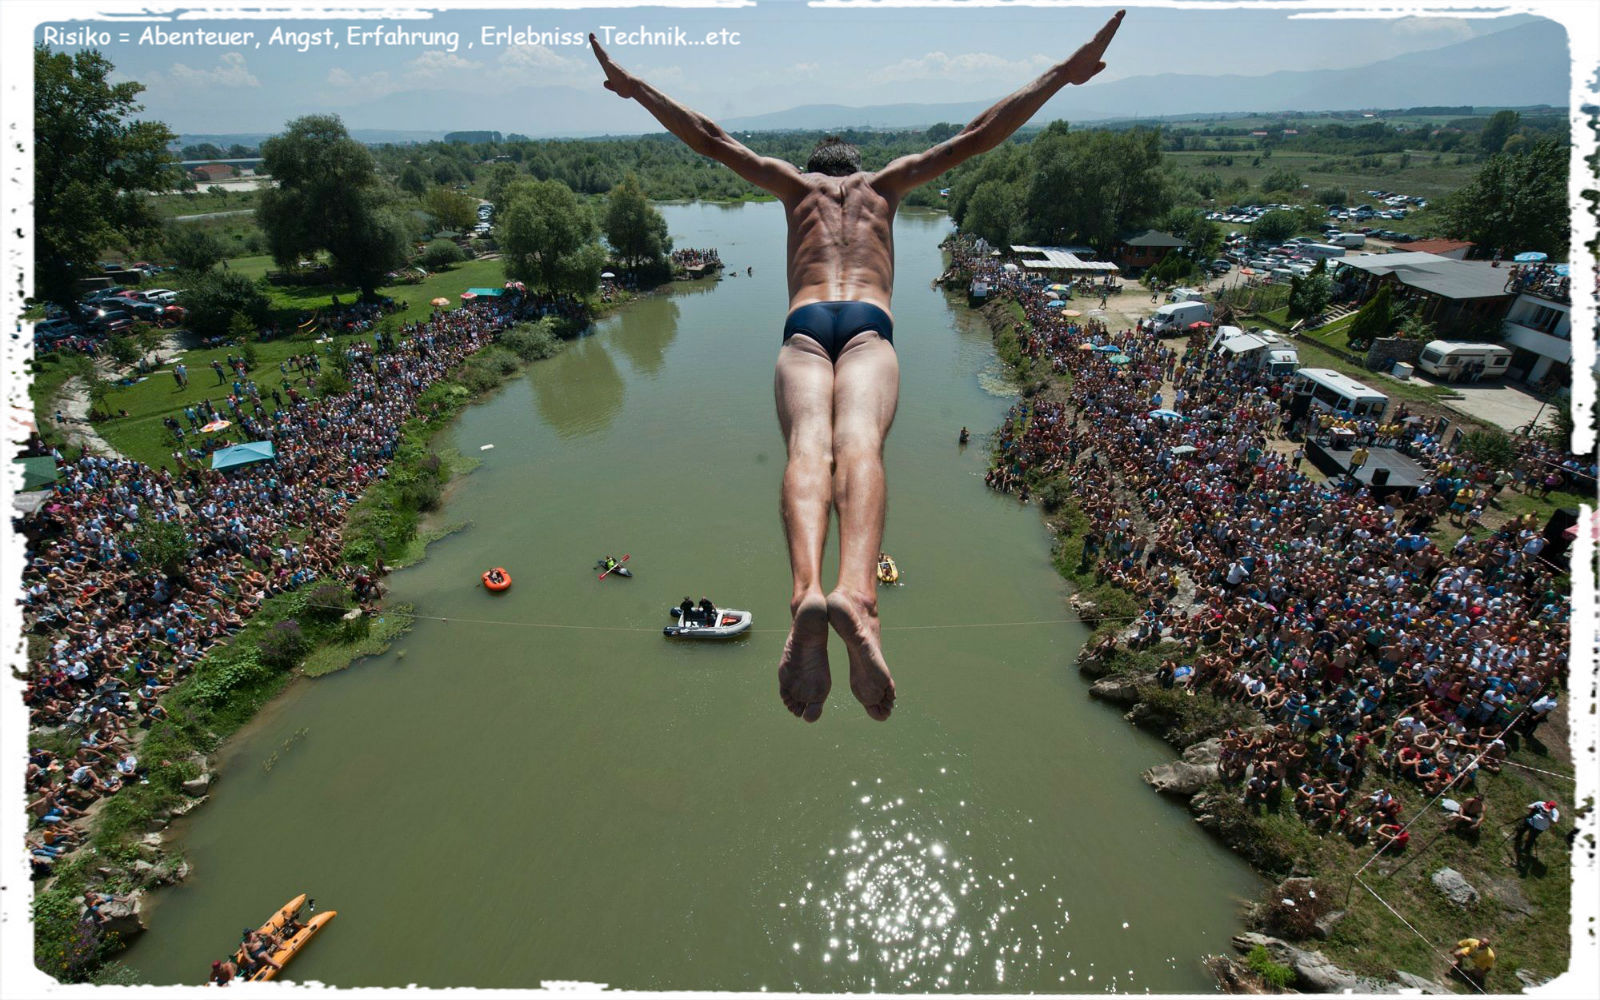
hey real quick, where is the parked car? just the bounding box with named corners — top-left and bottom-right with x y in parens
top-left (140, 288), bottom-right (178, 303)
top-left (1208, 259), bottom-right (1232, 276)
top-left (34, 318), bottom-right (82, 343)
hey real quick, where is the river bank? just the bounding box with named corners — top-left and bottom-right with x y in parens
top-left (948, 266), bottom-right (1574, 994)
top-left (24, 301), bottom-right (605, 982)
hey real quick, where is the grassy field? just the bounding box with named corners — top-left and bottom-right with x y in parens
top-left (146, 188), bottom-right (262, 220)
top-left (1167, 148), bottom-right (1480, 203)
top-left (29, 254), bottom-right (511, 468)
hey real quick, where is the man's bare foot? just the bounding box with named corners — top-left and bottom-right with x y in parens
top-left (826, 589), bottom-right (895, 720)
top-left (778, 592), bottom-right (831, 722)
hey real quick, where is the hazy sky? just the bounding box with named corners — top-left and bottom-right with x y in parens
top-left (32, 2), bottom-right (1557, 134)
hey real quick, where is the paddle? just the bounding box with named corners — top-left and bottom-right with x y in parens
top-left (597, 553), bottom-right (630, 580)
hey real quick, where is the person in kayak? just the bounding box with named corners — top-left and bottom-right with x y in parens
top-left (210, 958), bottom-right (238, 986)
top-left (591, 11), bottom-right (1125, 722)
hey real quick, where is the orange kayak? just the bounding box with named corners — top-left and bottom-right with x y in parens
top-left (255, 910), bottom-right (336, 982)
top-left (233, 894), bottom-right (305, 968)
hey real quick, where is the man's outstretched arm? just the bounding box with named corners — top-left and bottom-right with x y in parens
top-left (875, 9), bottom-right (1124, 196)
top-left (590, 34), bottom-right (806, 201)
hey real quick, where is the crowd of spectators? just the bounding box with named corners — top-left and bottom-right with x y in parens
top-left (18, 289), bottom-right (565, 880)
top-left (948, 233), bottom-right (1573, 856)
top-left (1502, 262), bottom-right (1570, 306)
top-left (670, 247), bottom-right (722, 271)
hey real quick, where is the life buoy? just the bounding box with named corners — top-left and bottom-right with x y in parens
top-left (482, 568), bottom-right (512, 592)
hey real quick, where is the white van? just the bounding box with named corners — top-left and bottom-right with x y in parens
top-left (1166, 287), bottom-right (1206, 304)
top-left (1298, 243), bottom-right (1346, 260)
top-left (1210, 326), bottom-right (1300, 376)
top-left (1292, 368), bottom-right (1388, 418)
top-left (1330, 233), bottom-right (1366, 248)
top-left (1149, 300), bottom-right (1213, 334)
top-left (1415, 340), bottom-right (1512, 380)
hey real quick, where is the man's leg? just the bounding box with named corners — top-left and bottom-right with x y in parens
top-left (774, 339), bottom-right (835, 722)
top-left (827, 334), bottom-right (899, 720)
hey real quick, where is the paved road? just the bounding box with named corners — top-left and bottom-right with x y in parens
top-left (1396, 373), bottom-right (1557, 433)
top-left (172, 209), bottom-right (254, 222)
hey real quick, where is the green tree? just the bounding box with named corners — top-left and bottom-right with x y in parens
top-left (602, 173), bottom-right (672, 272)
top-left (1478, 110), bottom-right (1520, 156)
top-left (1345, 283), bottom-right (1393, 347)
top-left (33, 47), bottom-right (177, 313)
top-left (1460, 428), bottom-right (1515, 468)
top-left (1438, 139), bottom-right (1568, 255)
top-left (1259, 167), bottom-right (1302, 193)
top-left (926, 122), bottom-right (960, 144)
top-left (1287, 271), bottom-right (1332, 322)
top-left (420, 238), bottom-right (466, 269)
top-left (177, 270), bottom-right (270, 338)
top-left (484, 161), bottom-right (520, 208)
top-left (1022, 126), bottom-right (1173, 251)
top-left (163, 225), bottom-right (226, 273)
top-left (398, 163), bottom-right (428, 196)
top-left (257, 115), bottom-right (412, 297)
top-left (498, 178), bottom-right (605, 296)
top-left (963, 179), bottom-right (1025, 248)
top-left (421, 185), bottom-right (479, 232)
top-left (1251, 210), bottom-right (1298, 245)
top-left (1316, 187), bottom-right (1347, 206)
top-left (131, 517), bottom-right (193, 580)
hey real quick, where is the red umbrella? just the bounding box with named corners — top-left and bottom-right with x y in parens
top-left (1188, 321), bottom-right (1213, 330)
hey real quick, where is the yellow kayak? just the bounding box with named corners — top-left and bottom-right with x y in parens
top-left (877, 555), bottom-right (900, 585)
top-left (254, 910), bottom-right (336, 982)
top-left (233, 894), bottom-right (305, 969)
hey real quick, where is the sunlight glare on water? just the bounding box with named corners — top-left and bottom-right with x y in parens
top-left (774, 770), bottom-right (1083, 992)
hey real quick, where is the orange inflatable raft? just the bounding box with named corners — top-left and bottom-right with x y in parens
top-left (482, 567), bottom-right (512, 592)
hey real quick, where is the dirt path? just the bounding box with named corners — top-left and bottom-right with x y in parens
top-left (52, 376), bottom-right (126, 459)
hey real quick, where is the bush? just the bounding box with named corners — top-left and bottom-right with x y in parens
top-left (1460, 428), bottom-right (1515, 468)
top-left (1252, 210), bottom-right (1298, 245)
top-left (420, 238), bottom-right (465, 269)
top-left (305, 581), bottom-right (352, 622)
top-left (258, 619), bottom-right (311, 669)
top-left (1246, 945), bottom-right (1297, 990)
top-left (1345, 284), bottom-right (1393, 348)
top-left (499, 320), bottom-right (563, 361)
top-left (177, 270), bottom-right (270, 338)
top-left (106, 334), bottom-right (140, 365)
top-left (131, 517), bottom-right (192, 579)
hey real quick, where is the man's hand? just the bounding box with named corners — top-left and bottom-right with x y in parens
top-left (1059, 9), bottom-right (1125, 85)
top-left (590, 33), bottom-right (638, 99)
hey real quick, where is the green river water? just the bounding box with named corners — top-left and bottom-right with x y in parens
top-left (121, 202), bottom-right (1259, 991)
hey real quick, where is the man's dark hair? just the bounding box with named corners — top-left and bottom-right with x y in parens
top-left (806, 136), bottom-right (862, 177)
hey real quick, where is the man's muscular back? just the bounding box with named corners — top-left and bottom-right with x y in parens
top-left (782, 174), bottom-right (899, 317)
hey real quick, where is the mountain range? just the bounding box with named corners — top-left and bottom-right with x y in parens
top-left (176, 18), bottom-right (1569, 144)
top-left (718, 20), bottom-right (1569, 132)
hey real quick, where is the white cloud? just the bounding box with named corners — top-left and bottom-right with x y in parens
top-left (497, 44), bottom-right (590, 85)
top-left (325, 66), bottom-right (397, 101)
top-left (867, 50), bottom-right (1054, 85)
top-left (166, 52), bottom-right (259, 89)
top-left (407, 51), bottom-right (483, 78)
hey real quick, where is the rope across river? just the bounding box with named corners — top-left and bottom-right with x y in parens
top-left (313, 603), bottom-right (1114, 635)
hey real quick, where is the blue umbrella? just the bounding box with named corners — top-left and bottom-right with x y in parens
top-left (1046, 300), bottom-right (1067, 308)
top-left (1512, 251), bottom-right (1547, 263)
top-left (1094, 344), bottom-right (1121, 353)
top-left (1149, 408), bottom-right (1185, 420)
top-left (1109, 354), bottom-right (1132, 365)
top-left (1553, 264), bottom-right (1570, 276)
